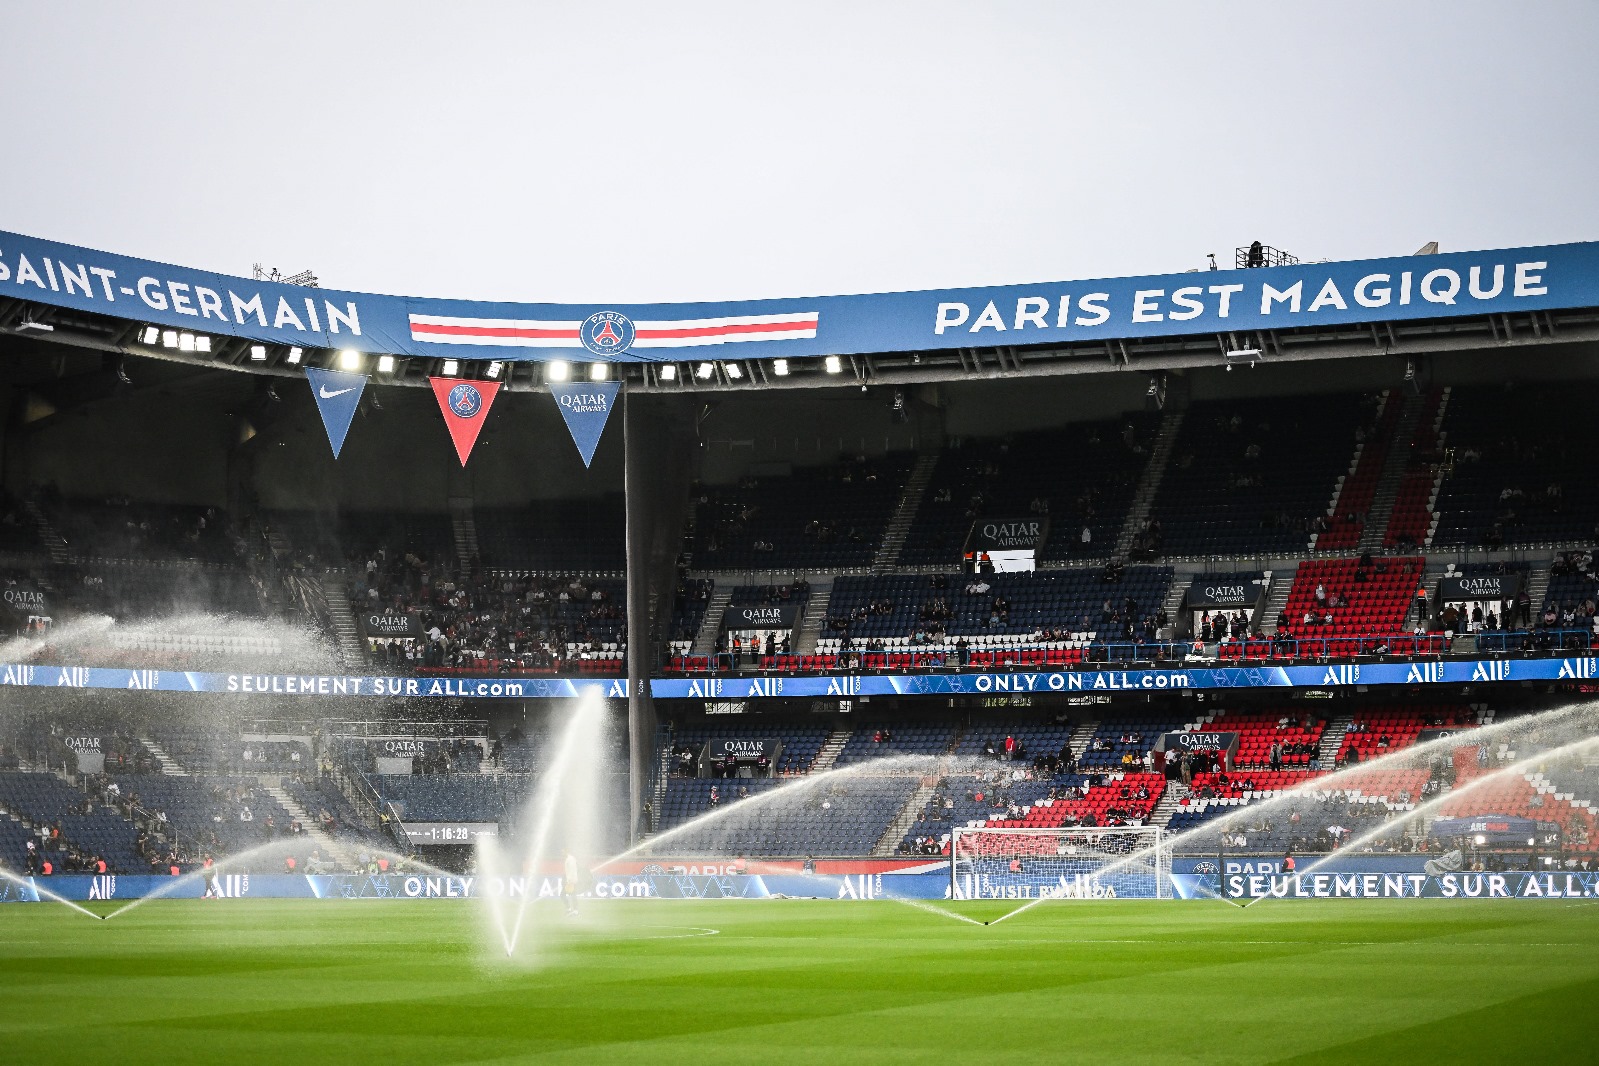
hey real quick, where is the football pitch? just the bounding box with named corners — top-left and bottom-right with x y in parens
top-left (3, 898), bottom-right (1596, 1063)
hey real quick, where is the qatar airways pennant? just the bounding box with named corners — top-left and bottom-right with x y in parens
top-left (305, 368), bottom-right (368, 458)
top-left (549, 382), bottom-right (620, 467)
top-left (429, 377), bottom-right (502, 465)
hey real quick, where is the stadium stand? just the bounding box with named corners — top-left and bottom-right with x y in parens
top-left (474, 497), bottom-right (626, 572)
top-left (114, 775), bottom-right (296, 856)
top-left (1148, 393), bottom-right (1374, 557)
top-left (898, 415), bottom-right (1160, 565)
top-left (1315, 390), bottom-right (1404, 551)
top-left (655, 776), bottom-right (917, 857)
top-left (43, 497), bottom-right (243, 564)
top-left (667, 722), bottom-right (829, 777)
top-left (367, 774), bottom-right (523, 823)
top-left (834, 721), bottom-right (956, 767)
top-left (1196, 708), bottom-right (1327, 768)
top-left (1338, 705), bottom-right (1476, 764)
top-left (688, 454), bottom-right (914, 571)
top-left (1430, 384), bottom-right (1599, 548)
top-left (1383, 387), bottom-right (1449, 550)
top-left (1272, 556), bottom-right (1427, 655)
top-left (818, 567), bottom-right (1173, 653)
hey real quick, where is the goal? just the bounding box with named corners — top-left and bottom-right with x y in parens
top-left (950, 825), bottom-right (1170, 900)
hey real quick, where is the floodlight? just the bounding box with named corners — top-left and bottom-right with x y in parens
top-left (286, 347), bottom-right (303, 365)
top-left (824, 355), bottom-right (843, 374)
top-left (340, 350), bottom-right (363, 371)
top-left (658, 364), bottom-right (677, 381)
top-left (589, 363), bottom-right (609, 382)
top-left (546, 360), bottom-right (571, 382)
top-left (161, 330), bottom-right (179, 348)
top-left (376, 355), bottom-right (396, 373)
top-left (177, 333), bottom-right (196, 352)
top-left (249, 345), bottom-right (267, 361)
top-left (195, 335), bottom-right (211, 353)
top-left (440, 358), bottom-right (459, 376)
top-left (724, 362), bottom-right (742, 380)
top-left (696, 362), bottom-right (715, 380)
top-left (772, 359), bottom-right (789, 376)
top-left (141, 326), bottom-right (160, 345)
top-left (486, 360), bottom-right (503, 379)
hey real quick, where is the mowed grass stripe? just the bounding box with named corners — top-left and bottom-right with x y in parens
top-left (0, 899), bottom-right (1593, 1063)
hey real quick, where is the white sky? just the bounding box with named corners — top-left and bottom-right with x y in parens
top-left (3, 1), bottom-right (1597, 304)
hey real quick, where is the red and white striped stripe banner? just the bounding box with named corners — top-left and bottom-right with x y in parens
top-left (408, 311), bottom-right (819, 349)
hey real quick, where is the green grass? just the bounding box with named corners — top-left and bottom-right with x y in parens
top-left (2, 897), bottom-right (1597, 1063)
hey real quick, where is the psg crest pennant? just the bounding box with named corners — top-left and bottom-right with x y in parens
top-left (549, 381), bottom-right (621, 468)
top-left (304, 368), bottom-right (368, 458)
top-left (429, 377), bottom-right (502, 465)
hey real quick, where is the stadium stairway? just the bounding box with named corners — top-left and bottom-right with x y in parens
top-left (1357, 394), bottom-right (1426, 552)
top-left (1317, 712), bottom-right (1354, 767)
top-left (1262, 564), bottom-right (1299, 634)
top-left (1114, 406), bottom-right (1186, 558)
top-left (24, 498), bottom-right (71, 565)
top-left (809, 728), bottom-right (852, 775)
top-left (872, 454), bottom-right (940, 573)
top-left (1157, 568), bottom-right (1194, 639)
top-left (1527, 772), bottom-right (1594, 815)
top-left (448, 497), bottom-right (478, 570)
top-left (874, 777), bottom-right (941, 855)
top-left (137, 735), bottom-right (188, 776)
top-left (793, 579), bottom-right (835, 656)
top-left (320, 572), bottom-right (367, 666)
top-left (1067, 719), bottom-right (1101, 763)
top-left (1149, 783), bottom-right (1189, 828)
top-left (1524, 560), bottom-right (1553, 626)
top-left (690, 586), bottom-right (736, 656)
top-left (262, 784), bottom-right (337, 848)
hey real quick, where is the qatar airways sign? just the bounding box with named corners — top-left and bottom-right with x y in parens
top-left (968, 518), bottom-right (1048, 552)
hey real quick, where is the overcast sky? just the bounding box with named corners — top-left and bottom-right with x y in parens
top-left (3, 2), bottom-right (1596, 304)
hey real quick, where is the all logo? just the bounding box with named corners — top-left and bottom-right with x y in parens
top-left (213, 874), bottom-right (250, 898)
top-left (581, 311), bottom-right (635, 356)
top-left (87, 875), bottom-right (117, 900)
top-left (447, 383), bottom-right (483, 418)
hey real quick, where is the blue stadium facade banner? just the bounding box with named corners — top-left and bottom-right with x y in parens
top-left (2, 229), bottom-right (1597, 364)
top-left (5, 869), bottom-right (1592, 904)
top-left (0, 871), bottom-right (951, 903)
top-left (0, 654), bottom-right (1594, 699)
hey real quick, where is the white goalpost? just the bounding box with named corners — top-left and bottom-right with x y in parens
top-left (950, 825), bottom-right (1170, 901)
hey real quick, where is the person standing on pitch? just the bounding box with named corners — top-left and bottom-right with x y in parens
top-left (562, 849), bottom-right (579, 917)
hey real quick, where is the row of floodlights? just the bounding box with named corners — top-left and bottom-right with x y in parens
top-left (659, 355), bottom-right (843, 381)
top-left (138, 325), bottom-right (847, 381)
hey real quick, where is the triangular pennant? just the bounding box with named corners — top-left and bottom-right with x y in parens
top-left (305, 368), bottom-right (368, 458)
top-left (549, 381), bottom-right (621, 468)
top-left (430, 377), bottom-right (502, 465)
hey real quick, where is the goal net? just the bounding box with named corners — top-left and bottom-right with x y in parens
top-left (950, 825), bottom-right (1170, 900)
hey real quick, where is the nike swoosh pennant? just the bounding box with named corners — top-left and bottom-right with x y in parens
top-left (306, 368), bottom-right (367, 458)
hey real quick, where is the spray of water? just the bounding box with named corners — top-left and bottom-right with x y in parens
top-left (597, 752), bottom-right (989, 926)
top-left (0, 866), bottom-right (105, 920)
top-left (100, 840), bottom-right (460, 919)
top-left (2, 611), bottom-right (339, 674)
top-left (605, 753), bottom-right (970, 866)
top-left (1282, 730), bottom-right (1599, 892)
top-left (981, 704), bottom-right (1599, 925)
top-left (479, 689), bottom-right (613, 959)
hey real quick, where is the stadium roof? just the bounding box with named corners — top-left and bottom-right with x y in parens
top-left (2, 228), bottom-right (1598, 392)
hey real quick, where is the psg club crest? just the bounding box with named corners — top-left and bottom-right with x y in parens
top-left (447, 383), bottom-right (483, 418)
top-left (581, 311), bottom-right (635, 356)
